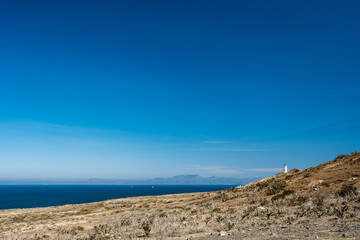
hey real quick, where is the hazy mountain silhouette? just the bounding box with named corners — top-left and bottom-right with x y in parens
top-left (0, 175), bottom-right (257, 185)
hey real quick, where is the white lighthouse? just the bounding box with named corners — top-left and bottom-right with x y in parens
top-left (284, 163), bottom-right (288, 173)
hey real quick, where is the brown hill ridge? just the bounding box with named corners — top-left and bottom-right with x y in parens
top-left (0, 152), bottom-right (359, 239)
top-left (247, 151), bottom-right (360, 196)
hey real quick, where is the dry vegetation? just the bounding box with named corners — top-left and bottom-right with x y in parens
top-left (1, 152), bottom-right (360, 239)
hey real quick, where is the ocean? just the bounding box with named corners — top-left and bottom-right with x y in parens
top-left (0, 185), bottom-right (234, 210)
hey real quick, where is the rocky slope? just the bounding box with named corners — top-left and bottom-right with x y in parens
top-left (0, 152), bottom-right (359, 239)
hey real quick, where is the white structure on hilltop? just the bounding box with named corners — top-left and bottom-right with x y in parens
top-left (284, 163), bottom-right (288, 173)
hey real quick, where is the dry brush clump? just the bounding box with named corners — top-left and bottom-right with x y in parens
top-left (337, 184), bottom-right (358, 197)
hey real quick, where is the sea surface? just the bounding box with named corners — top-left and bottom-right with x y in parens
top-left (0, 185), bottom-right (234, 210)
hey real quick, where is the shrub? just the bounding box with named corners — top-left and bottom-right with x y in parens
top-left (271, 189), bottom-right (295, 201)
top-left (242, 206), bottom-right (256, 219)
top-left (271, 194), bottom-right (282, 201)
top-left (91, 224), bottom-right (111, 239)
top-left (248, 196), bottom-right (259, 204)
top-left (260, 198), bottom-right (269, 206)
top-left (141, 222), bottom-right (151, 237)
top-left (288, 195), bottom-right (308, 206)
top-left (313, 195), bottom-right (325, 206)
top-left (227, 208), bottom-right (236, 214)
top-left (285, 175), bottom-right (293, 180)
top-left (227, 187), bottom-right (238, 192)
top-left (213, 192), bottom-right (231, 202)
top-left (226, 221), bottom-right (235, 230)
top-left (334, 154), bottom-right (347, 162)
top-left (266, 180), bottom-right (287, 196)
top-left (79, 208), bottom-right (92, 214)
top-left (256, 179), bottom-right (272, 190)
top-left (303, 173), bottom-right (311, 178)
top-left (213, 208), bottom-right (221, 213)
top-left (321, 181), bottom-right (330, 187)
top-left (337, 185), bottom-right (358, 197)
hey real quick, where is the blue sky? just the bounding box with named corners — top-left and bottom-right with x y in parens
top-left (0, 0), bottom-right (359, 179)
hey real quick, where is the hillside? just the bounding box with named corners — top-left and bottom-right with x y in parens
top-left (0, 152), bottom-right (359, 239)
top-left (248, 152), bottom-right (360, 195)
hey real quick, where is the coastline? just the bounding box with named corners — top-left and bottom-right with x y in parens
top-left (1, 185), bottom-right (359, 240)
top-left (1, 153), bottom-right (359, 239)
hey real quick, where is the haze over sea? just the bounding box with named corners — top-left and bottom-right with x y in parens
top-left (0, 185), bottom-right (233, 210)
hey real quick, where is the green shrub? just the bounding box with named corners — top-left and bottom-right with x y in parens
top-left (213, 207), bottom-right (221, 213)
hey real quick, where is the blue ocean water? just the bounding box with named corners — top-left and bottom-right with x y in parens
top-left (0, 185), bottom-right (233, 210)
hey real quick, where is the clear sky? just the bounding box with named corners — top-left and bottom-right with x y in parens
top-left (0, 0), bottom-right (359, 180)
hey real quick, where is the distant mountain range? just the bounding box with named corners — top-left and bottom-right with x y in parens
top-left (0, 175), bottom-right (258, 185)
